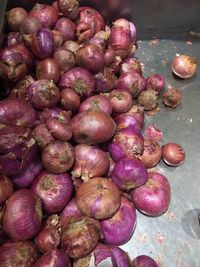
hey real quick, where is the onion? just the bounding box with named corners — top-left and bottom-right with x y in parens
top-left (11, 43), bottom-right (34, 67)
top-left (76, 177), bottom-right (121, 220)
top-left (3, 189), bottom-right (43, 240)
top-left (53, 48), bottom-right (75, 73)
top-left (106, 154), bottom-right (116, 178)
top-left (42, 107), bottom-right (71, 122)
top-left (118, 71), bottom-right (146, 98)
top-left (52, 30), bottom-right (64, 49)
top-left (54, 18), bottom-right (76, 41)
top-left (32, 123), bottom-right (54, 149)
top-left (146, 74), bottom-right (165, 93)
top-left (104, 49), bottom-right (116, 66)
top-left (36, 58), bottom-right (61, 84)
top-left (71, 109), bottom-right (116, 144)
top-left (60, 198), bottom-right (82, 226)
top-left (63, 40), bottom-right (80, 54)
top-left (109, 127), bottom-right (144, 162)
top-left (130, 172), bottom-right (171, 217)
top-left (172, 54), bottom-right (197, 79)
top-left (140, 139), bottom-right (162, 168)
top-left (29, 3), bottom-right (58, 28)
top-left (138, 89), bottom-right (158, 111)
top-left (20, 16), bottom-right (42, 34)
top-left (109, 28), bottom-right (131, 51)
top-left (31, 171), bottom-right (73, 213)
top-left (42, 140), bottom-right (74, 174)
top-left (111, 157), bottom-right (148, 191)
top-left (76, 44), bottom-right (104, 73)
top-left (126, 105), bottom-right (145, 129)
top-left (57, 0), bottom-right (79, 20)
top-left (60, 89), bottom-right (80, 112)
top-left (61, 217), bottom-right (102, 259)
top-left (113, 18), bottom-right (131, 31)
top-left (132, 255), bottom-right (158, 267)
top-left (95, 67), bottom-right (118, 93)
top-left (59, 67), bottom-right (95, 97)
top-left (162, 87), bottom-right (182, 108)
top-left (35, 249), bottom-right (71, 267)
top-left (110, 89), bottom-right (133, 113)
top-left (28, 79), bottom-right (60, 110)
top-left (0, 175), bottom-right (13, 205)
top-left (114, 114), bottom-right (141, 132)
top-left (72, 144), bottom-right (109, 181)
top-left (144, 124), bottom-right (163, 142)
top-left (0, 241), bottom-right (39, 267)
top-left (9, 75), bottom-right (34, 100)
top-left (162, 143), bottom-right (185, 166)
top-left (7, 32), bottom-right (22, 47)
top-left (120, 57), bottom-right (142, 75)
top-left (6, 7), bottom-right (27, 32)
top-left (79, 95), bottom-right (113, 115)
top-left (89, 31), bottom-right (109, 51)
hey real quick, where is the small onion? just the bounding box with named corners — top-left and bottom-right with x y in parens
top-left (132, 255), bottom-right (158, 267)
top-left (20, 16), bottom-right (42, 34)
top-left (32, 123), bottom-right (54, 149)
top-left (120, 57), bottom-right (142, 75)
top-left (110, 89), bottom-right (133, 113)
top-left (162, 87), bottom-right (182, 108)
top-left (63, 40), bottom-right (80, 54)
top-left (54, 18), bottom-right (76, 41)
top-left (36, 58), bottom-right (61, 84)
top-left (6, 7), bottom-right (27, 32)
top-left (60, 89), bottom-right (80, 112)
top-left (109, 27), bottom-right (131, 51)
top-left (0, 175), bottom-right (13, 205)
top-left (172, 54), bottom-right (197, 79)
top-left (76, 177), bottom-right (121, 220)
top-left (53, 48), bottom-right (75, 73)
top-left (57, 0), bottom-right (79, 20)
top-left (146, 74), bottom-right (165, 93)
top-left (11, 43), bottom-right (34, 67)
top-left (95, 67), bottom-right (118, 93)
top-left (140, 139), bottom-right (162, 168)
top-left (162, 143), bottom-right (185, 166)
top-left (114, 114), bottom-right (141, 132)
top-left (60, 198), bottom-right (82, 226)
top-left (138, 89), bottom-right (158, 111)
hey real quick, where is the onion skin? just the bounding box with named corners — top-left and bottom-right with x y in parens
top-left (32, 123), bottom-right (54, 149)
top-left (95, 67), bottom-right (118, 93)
top-left (138, 89), bottom-right (158, 111)
top-left (0, 175), bottom-right (13, 205)
top-left (0, 241), bottom-right (40, 267)
top-left (144, 124), bottom-right (163, 142)
top-left (3, 189), bottom-right (43, 240)
top-left (146, 74), bottom-right (165, 93)
top-left (55, 18), bottom-right (76, 41)
top-left (7, 32), bottom-right (22, 47)
top-left (140, 139), bottom-right (162, 168)
top-left (9, 75), bottom-right (34, 100)
top-left (6, 7), bottom-right (27, 32)
top-left (53, 48), bottom-right (75, 73)
top-left (63, 40), bottom-right (80, 54)
top-left (162, 88), bottom-right (182, 108)
top-left (60, 89), bottom-right (80, 112)
top-left (110, 89), bottom-right (133, 114)
top-left (130, 172), bottom-right (171, 217)
top-left (20, 16), bottom-right (42, 34)
top-left (109, 27), bottom-right (132, 51)
top-left (76, 177), bottom-right (121, 220)
top-left (60, 198), bottom-right (82, 226)
top-left (11, 43), bottom-right (34, 68)
top-left (57, 0), bottom-right (79, 20)
top-left (132, 255), bottom-right (158, 267)
top-left (100, 197), bottom-right (137, 245)
top-left (52, 30), bottom-right (64, 49)
top-left (111, 158), bottom-right (148, 191)
top-left (36, 58), bottom-right (61, 84)
top-left (31, 171), bottom-right (73, 213)
top-left (71, 109), bottom-right (116, 145)
top-left (172, 54), bottom-right (197, 79)
top-left (42, 140), bottom-right (75, 174)
top-left (114, 114), bottom-right (141, 132)
top-left (162, 143), bottom-right (185, 166)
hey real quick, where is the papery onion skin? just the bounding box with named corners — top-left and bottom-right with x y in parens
top-left (53, 48), bottom-right (75, 73)
top-left (130, 172), bottom-right (171, 217)
top-left (11, 43), bottom-right (34, 68)
top-left (110, 89), bottom-right (133, 114)
top-left (60, 89), bottom-right (80, 112)
top-left (60, 198), bottom-right (82, 226)
top-left (146, 74), bottom-right (165, 93)
top-left (3, 189), bottom-right (43, 240)
top-left (9, 75), bottom-right (34, 100)
top-left (6, 7), bottom-right (27, 32)
top-left (36, 58), bottom-right (61, 84)
top-left (57, 0), bottom-right (79, 20)
top-left (7, 32), bottom-right (22, 47)
top-left (138, 89), bottom-right (158, 111)
top-left (162, 87), bottom-right (182, 108)
top-left (63, 40), bottom-right (80, 54)
top-left (32, 123), bottom-right (54, 149)
top-left (20, 16), bottom-right (42, 34)
top-left (0, 241), bottom-right (40, 267)
top-left (120, 57), bottom-right (142, 75)
top-left (100, 197), bottom-right (137, 245)
top-left (111, 158), bottom-right (148, 191)
top-left (126, 105), bottom-right (145, 130)
top-left (55, 18), bottom-right (76, 41)
top-left (0, 175), bottom-right (13, 205)
top-left (162, 143), bottom-right (185, 166)
top-left (42, 140), bottom-right (75, 174)
top-left (132, 255), bottom-right (158, 267)
top-left (95, 67), bottom-right (118, 93)
top-left (76, 177), bottom-right (121, 220)
top-left (71, 109), bottom-right (116, 145)
top-left (144, 124), bottom-right (163, 142)
top-left (52, 30), bottom-right (64, 49)
top-left (172, 54), bottom-right (197, 79)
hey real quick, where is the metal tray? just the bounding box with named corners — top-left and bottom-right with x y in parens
top-left (0, 1), bottom-right (200, 266)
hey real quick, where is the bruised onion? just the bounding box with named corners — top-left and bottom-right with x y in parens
top-left (162, 143), bottom-right (185, 166)
top-left (76, 177), bottom-right (121, 220)
top-left (36, 58), bottom-right (61, 83)
top-left (172, 54), bottom-right (197, 79)
top-left (20, 16), bottom-right (42, 34)
top-left (31, 171), bottom-right (73, 213)
top-left (32, 123), bottom-right (54, 149)
top-left (71, 109), bottom-right (116, 144)
top-left (130, 172), bottom-right (171, 217)
top-left (95, 67), bottom-right (118, 93)
top-left (42, 140), bottom-right (74, 174)
top-left (162, 87), bottom-right (182, 108)
top-left (6, 7), bottom-right (27, 32)
top-left (63, 40), bottom-right (80, 54)
top-left (110, 89), bottom-right (133, 113)
top-left (3, 189), bottom-right (43, 240)
top-left (60, 198), bottom-right (82, 226)
top-left (146, 74), bottom-right (165, 93)
top-left (132, 255), bottom-right (158, 267)
top-left (0, 175), bottom-right (13, 205)
top-left (120, 57), bottom-right (142, 75)
top-left (60, 89), bottom-right (80, 112)
top-left (57, 0), bottom-right (79, 20)
top-left (138, 89), bottom-right (158, 111)
top-left (53, 48), bottom-right (75, 73)
top-left (55, 18), bottom-right (76, 41)
top-left (140, 139), bottom-right (162, 168)
top-left (35, 249), bottom-right (71, 267)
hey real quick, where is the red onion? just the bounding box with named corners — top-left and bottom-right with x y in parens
top-left (111, 157), bottom-right (148, 191)
top-left (36, 58), bottom-right (61, 84)
top-left (72, 144), bottom-right (109, 181)
top-left (110, 89), bottom-right (133, 113)
top-left (59, 67), bottom-right (95, 97)
top-left (107, 154), bottom-right (116, 178)
top-left (6, 7), bottom-right (27, 31)
top-left (0, 175), bottom-right (13, 205)
top-left (89, 31), bottom-right (109, 51)
top-left (42, 107), bottom-right (71, 122)
top-left (120, 57), bottom-right (142, 75)
top-left (60, 89), bottom-right (80, 112)
top-left (55, 18), bottom-right (76, 41)
top-left (144, 124), bottom-right (163, 142)
top-left (20, 16), bottom-right (42, 34)
top-left (138, 89), bottom-right (158, 111)
top-left (140, 139), bottom-right (162, 168)
top-left (32, 123), bottom-right (54, 149)
top-left (11, 43), bottom-right (34, 67)
top-left (31, 171), bottom-right (73, 213)
top-left (52, 1), bottom-right (59, 10)
top-left (109, 127), bottom-right (144, 162)
top-left (79, 95), bottom-right (113, 115)
top-left (104, 49), bottom-right (116, 66)
top-left (53, 48), bottom-right (75, 73)
top-left (11, 158), bottom-right (43, 188)
top-left (0, 241), bottom-right (39, 267)
top-left (76, 44), bottom-right (104, 73)
top-left (29, 3), bottom-right (58, 28)
top-left (129, 22), bottom-right (137, 43)
top-left (146, 74), bottom-right (165, 93)
top-left (60, 198), bottom-right (82, 226)
top-left (162, 143), bottom-right (185, 166)
top-left (7, 32), bottom-right (22, 47)
top-left (76, 177), bottom-right (121, 220)
top-left (162, 87), bottom-right (182, 108)
top-left (61, 217), bottom-right (102, 259)
top-left (52, 30), bottom-right (64, 49)
top-left (100, 197), bottom-right (137, 245)
top-left (77, 7), bottom-right (105, 42)
top-left (42, 140), bottom-right (74, 174)
top-left (172, 54), bottom-right (197, 79)
top-left (63, 40), bottom-right (80, 54)
top-left (3, 189), bottom-right (43, 240)
top-left (130, 172), bottom-right (171, 217)
top-left (9, 75), bottom-right (34, 100)
top-left (57, 0), bottom-right (79, 20)
top-left (118, 71), bottom-right (146, 98)
top-left (126, 105), bottom-right (145, 129)
top-left (35, 249), bottom-right (71, 267)
top-left (109, 28), bottom-right (131, 51)
top-left (132, 255), bottom-right (158, 267)
top-left (113, 18), bottom-right (131, 32)
top-left (71, 109), bottom-right (116, 144)
top-left (28, 79), bottom-right (60, 110)
top-left (114, 114), bottom-right (141, 132)
top-left (95, 67), bottom-right (118, 93)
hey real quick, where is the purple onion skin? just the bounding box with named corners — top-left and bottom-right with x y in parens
top-left (120, 57), bottom-right (142, 75)
top-left (7, 32), bottom-right (22, 47)
top-left (100, 197), bottom-right (137, 245)
top-left (111, 158), bottom-right (148, 191)
top-left (34, 249), bottom-right (71, 267)
top-left (31, 171), bottom-right (73, 214)
top-left (60, 198), bottom-right (82, 226)
top-left (0, 241), bottom-right (40, 267)
top-left (146, 74), bottom-right (165, 93)
top-left (110, 245), bottom-right (132, 267)
top-left (114, 114), bottom-right (141, 132)
top-left (0, 175), bottom-right (13, 205)
top-left (95, 67), bottom-right (118, 93)
top-left (54, 18), bottom-right (76, 41)
top-left (118, 71), bottom-right (146, 98)
top-left (132, 255), bottom-right (158, 267)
